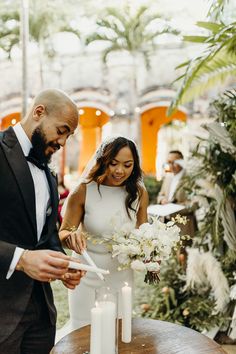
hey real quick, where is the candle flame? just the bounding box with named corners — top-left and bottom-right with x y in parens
top-left (125, 282), bottom-right (128, 286)
top-left (95, 301), bottom-right (98, 307)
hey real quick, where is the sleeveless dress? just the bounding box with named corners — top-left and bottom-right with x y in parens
top-left (58, 181), bottom-right (137, 337)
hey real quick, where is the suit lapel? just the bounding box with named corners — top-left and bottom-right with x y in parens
top-left (36, 167), bottom-right (58, 245)
top-left (45, 166), bottom-right (58, 220)
top-left (1, 127), bottom-right (37, 239)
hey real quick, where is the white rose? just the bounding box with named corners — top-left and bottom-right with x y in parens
top-left (146, 262), bottom-right (160, 272)
top-left (117, 253), bottom-right (130, 264)
top-left (131, 260), bottom-right (146, 271)
top-left (127, 244), bottom-right (141, 255)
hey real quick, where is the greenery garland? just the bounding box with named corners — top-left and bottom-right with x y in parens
top-left (135, 89), bottom-right (236, 341)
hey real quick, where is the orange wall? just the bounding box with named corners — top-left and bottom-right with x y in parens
top-left (1, 107), bottom-right (185, 177)
top-left (0, 112), bottom-right (21, 130)
top-left (0, 108), bottom-right (110, 176)
top-left (141, 106), bottom-right (187, 175)
top-left (78, 107), bottom-right (110, 174)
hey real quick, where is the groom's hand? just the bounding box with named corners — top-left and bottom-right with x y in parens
top-left (64, 231), bottom-right (87, 254)
top-left (61, 269), bottom-right (83, 289)
top-left (16, 249), bottom-right (71, 282)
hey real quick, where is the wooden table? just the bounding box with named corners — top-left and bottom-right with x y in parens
top-left (51, 318), bottom-right (226, 354)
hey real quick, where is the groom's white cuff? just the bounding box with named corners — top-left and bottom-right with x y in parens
top-left (6, 247), bottom-right (24, 279)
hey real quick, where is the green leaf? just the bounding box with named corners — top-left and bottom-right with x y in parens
top-left (196, 21), bottom-right (224, 33)
top-left (168, 20), bottom-right (236, 115)
top-left (183, 36), bottom-right (209, 43)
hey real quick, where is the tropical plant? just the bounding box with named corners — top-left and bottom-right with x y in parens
top-left (208, 0), bottom-right (230, 20)
top-left (136, 89), bottom-right (236, 343)
top-left (86, 5), bottom-right (179, 147)
top-left (86, 5), bottom-right (179, 68)
top-left (143, 176), bottom-right (162, 205)
top-left (168, 19), bottom-right (236, 114)
top-left (0, 0), bottom-right (80, 86)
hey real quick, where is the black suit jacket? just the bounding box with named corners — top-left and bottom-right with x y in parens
top-left (0, 127), bottom-right (64, 343)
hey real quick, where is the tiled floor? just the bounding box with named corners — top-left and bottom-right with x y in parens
top-left (222, 345), bottom-right (236, 354)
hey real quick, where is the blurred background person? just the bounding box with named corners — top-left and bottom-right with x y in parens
top-left (157, 150), bottom-right (197, 239)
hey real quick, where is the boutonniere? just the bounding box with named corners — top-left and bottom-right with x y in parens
top-left (50, 169), bottom-right (57, 178)
top-left (48, 163), bottom-right (57, 178)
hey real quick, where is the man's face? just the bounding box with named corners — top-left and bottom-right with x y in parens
top-left (167, 153), bottom-right (182, 175)
top-left (31, 108), bottom-right (78, 163)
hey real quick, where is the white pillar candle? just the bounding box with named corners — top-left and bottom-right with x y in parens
top-left (99, 300), bottom-right (116, 354)
top-left (121, 282), bottom-right (132, 343)
top-left (90, 304), bottom-right (102, 354)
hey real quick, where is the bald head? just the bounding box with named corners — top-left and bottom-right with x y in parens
top-left (21, 89), bottom-right (79, 163)
top-left (32, 88), bottom-right (78, 123)
top-left (22, 88), bottom-right (79, 136)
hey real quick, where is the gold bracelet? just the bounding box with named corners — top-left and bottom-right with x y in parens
top-left (16, 249), bottom-right (29, 272)
top-left (63, 226), bottom-right (77, 232)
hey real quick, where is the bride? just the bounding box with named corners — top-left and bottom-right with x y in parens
top-left (59, 136), bottom-right (148, 332)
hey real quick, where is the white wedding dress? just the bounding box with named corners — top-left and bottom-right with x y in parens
top-left (56, 181), bottom-right (137, 340)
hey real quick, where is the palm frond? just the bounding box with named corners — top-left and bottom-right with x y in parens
top-left (86, 33), bottom-right (115, 45)
top-left (105, 7), bottom-right (129, 28)
top-left (208, 0), bottom-right (229, 20)
top-left (96, 18), bottom-right (125, 38)
top-left (102, 43), bottom-right (125, 63)
top-left (196, 21), bottom-right (224, 33)
top-left (60, 26), bottom-right (80, 39)
top-left (168, 20), bottom-right (236, 115)
top-left (169, 50), bottom-right (236, 113)
top-left (183, 36), bottom-right (211, 43)
top-left (85, 5), bottom-right (179, 70)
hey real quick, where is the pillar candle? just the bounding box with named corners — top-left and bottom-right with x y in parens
top-left (121, 282), bottom-right (132, 343)
top-left (99, 300), bottom-right (116, 354)
top-left (90, 304), bottom-right (102, 354)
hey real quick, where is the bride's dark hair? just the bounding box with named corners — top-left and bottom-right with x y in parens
top-left (87, 137), bottom-right (143, 218)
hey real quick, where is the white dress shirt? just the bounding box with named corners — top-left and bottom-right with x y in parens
top-left (168, 169), bottom-right (185, 202)
top-left (6, 123), bottom-right (50, 279)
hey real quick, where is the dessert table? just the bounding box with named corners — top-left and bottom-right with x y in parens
top-left (51, 318), bottom-right (226, 354)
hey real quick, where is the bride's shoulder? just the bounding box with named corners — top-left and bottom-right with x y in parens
top-left (70, 183), bottom-right (87, 203)
top-left (137, 181), bottom-right (147, 195)
top-left (138, 183), bottom-right (149, 203)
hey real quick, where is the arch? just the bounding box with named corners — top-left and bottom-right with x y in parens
top-left (141, 105), bottom-right (187, 175)
top-left (78, 107), bottom-right (110, 174)
top-left (0, 112), bottom-right (21, 130)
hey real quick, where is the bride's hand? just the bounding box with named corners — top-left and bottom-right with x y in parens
top-left (64, 231), bottom-right (87, 254)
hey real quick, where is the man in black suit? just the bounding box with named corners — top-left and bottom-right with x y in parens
top-left (0, 89), bottom-right (81, 353)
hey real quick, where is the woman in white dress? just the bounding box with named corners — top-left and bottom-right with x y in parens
top-left (59, 137), bottom-right (148, 331)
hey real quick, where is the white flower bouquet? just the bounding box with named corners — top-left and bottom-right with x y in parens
top-left (86, 215), bottom-right (188, 284)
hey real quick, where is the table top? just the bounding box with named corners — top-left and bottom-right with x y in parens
top-left (51, 318), bottom-right (227, 354)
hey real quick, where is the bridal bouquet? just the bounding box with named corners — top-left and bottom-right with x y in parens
top-left (86, 215), bottom-right (188, 284)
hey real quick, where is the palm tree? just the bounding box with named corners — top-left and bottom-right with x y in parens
top-left (0, 0), bottom-right (80, 87)
top-left (208, 0), bottom-right (230, 20)
top-left (168, 1), bottom-right (236, 114)
top-left (86, 5), bottom-right (179, 69)
top-left (86, 5), bottom-right (179, 147)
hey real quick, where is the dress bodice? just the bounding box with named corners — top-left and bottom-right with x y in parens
top-left (60, 181), bottom-right (138, 333)
top-left (83, 181), bottom-right (137, 239)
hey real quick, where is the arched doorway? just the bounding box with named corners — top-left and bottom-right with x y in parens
top-left (0, 112), bottom-right (21, 130)
top-left (77, 105), bottom-right (110, 174)
top-left (140, 103), bottom-right (187, 175)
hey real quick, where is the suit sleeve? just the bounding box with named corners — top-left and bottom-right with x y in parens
top-left (0, 240), bottom-right (17, 277)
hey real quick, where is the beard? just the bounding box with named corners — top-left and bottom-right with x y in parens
top-left (30, 126), bottom-right (60, 164)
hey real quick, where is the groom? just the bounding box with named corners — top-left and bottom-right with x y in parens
top-left (0, 89), bottom-right (81, 353)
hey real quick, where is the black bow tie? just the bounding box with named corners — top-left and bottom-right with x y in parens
top-left (26, 155), bottom-right (46, 170)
